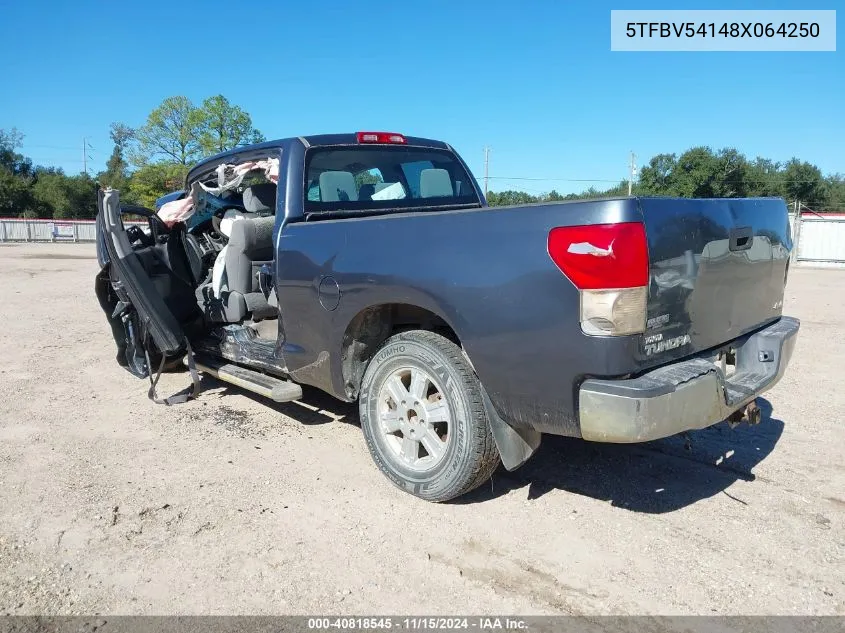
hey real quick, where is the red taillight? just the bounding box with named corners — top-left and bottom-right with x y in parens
top-left (547, 222), bottom-right (648, 289)
top-left (356, 131), bottom-right (407, 144)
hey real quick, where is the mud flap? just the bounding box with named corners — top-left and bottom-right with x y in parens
top-left (481, 386), bottom-right (541, 471)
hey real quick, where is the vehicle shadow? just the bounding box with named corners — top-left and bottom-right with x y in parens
top-left (458, 398), bottom-right (784, 512)
top-left (183, 373), bottom-right (784, 513)
top-left (195, 375), bottom-right (358, 426)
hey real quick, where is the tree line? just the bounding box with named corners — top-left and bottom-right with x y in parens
top-left (1, 97), bottom-right (843, 219)
top-left (0, 94), bottom-right (263, 218)
top-left (487, 148), bottom-right (844, 211)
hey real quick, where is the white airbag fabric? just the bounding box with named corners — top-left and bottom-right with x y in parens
top-left (219, 209), bottom-right (249, 238)
top-left (371, 181), bottom-right (406, 201)
top-left (198, 158), bottom-right (280, 196)
top-left (212, 245), bottom-right (228, 299)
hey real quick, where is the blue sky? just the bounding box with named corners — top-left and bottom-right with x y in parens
top-left (1, 0), bottom-right (841, 195)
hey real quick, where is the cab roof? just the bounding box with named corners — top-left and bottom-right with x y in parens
top-left (187, 133), bottom-right (451, 184)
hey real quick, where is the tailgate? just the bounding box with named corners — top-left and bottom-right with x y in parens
top-left (639, 197), bottom-right (791, 362)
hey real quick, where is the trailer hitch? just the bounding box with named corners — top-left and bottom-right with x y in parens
top-left (727, 399), bottom-right (762, 429)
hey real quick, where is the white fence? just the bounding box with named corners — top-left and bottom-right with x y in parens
top-left (792, 213), bottom-right (845, 267)
top-left (1, 214), bottom-right (845, 268)
top-left (0, 218), bottom-right (99, 242)
top-left (0, 218), bottom-right (142, 243)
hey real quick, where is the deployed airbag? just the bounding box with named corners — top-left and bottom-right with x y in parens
top-left (157, 196), bottom-right (195, 227)
top-left (159, 158), bottom-right (279, 227)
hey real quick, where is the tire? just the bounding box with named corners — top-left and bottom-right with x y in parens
top-left (358, 330), bottom-right (500, 502)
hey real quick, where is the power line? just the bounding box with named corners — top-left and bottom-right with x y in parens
top-left (21, 144), bottom-right (86, 151)
top-left (23, 158), bottom-right (88, 164)
top-left (483, 146), bottom-right (491, 198)
top-left (485, 175), bottom-right (836, 184)
top-left (486, 176), bottom-right (621, 183)
top-left (488, 182), bottom-right (556, 195)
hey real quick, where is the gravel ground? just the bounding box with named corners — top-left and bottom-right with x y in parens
top-left (0, 242), bottom-right (842, 616)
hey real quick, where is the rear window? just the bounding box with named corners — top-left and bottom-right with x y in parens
top-left (304, 145), bottom-right (480, 215)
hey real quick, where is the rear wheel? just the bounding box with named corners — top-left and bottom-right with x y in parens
top-left (359, 330), bottom-right (500, 502)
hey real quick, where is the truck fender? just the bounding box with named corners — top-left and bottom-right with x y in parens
top-left (480, 385), bottom-right (541, 471)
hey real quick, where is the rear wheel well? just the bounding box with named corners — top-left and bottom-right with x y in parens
top-left (341, 304), bottom-right (460, 400)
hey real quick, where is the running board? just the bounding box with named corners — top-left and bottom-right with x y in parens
top-left (193, 356), bottom-right (303, 402)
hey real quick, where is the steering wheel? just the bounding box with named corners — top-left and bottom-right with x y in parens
top-left (120, 204), bottom-right (170, 244)
top-left (210, 205), bottom-right (249, 241)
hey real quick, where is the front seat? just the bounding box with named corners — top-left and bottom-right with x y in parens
top-left (419, 168), bottom-right (454, 198)
top-left (319, 171), bottom-right (358, 202)
top-left (358, 183), bottom-right (376, 200)
top-left (211, 183), bottom-right (278, 322)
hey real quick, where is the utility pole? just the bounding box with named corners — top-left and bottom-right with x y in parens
top-left (82, 138), bottom-right (94, 176)
top-left (628, 151), bottom-right (637, 196)
top-left (483, 146), bottom-right (491, 198)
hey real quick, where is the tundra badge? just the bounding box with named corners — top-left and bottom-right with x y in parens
top-left (644, 333), bottom-right (692, 357)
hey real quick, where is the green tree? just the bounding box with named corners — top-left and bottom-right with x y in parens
top-left (129, 162), bottom-right (189, 209)
top-left (580, 186), bottom-right (607, 198)
top-left (99, 122), bottom-right (134, 194)
top-left (492, 146), bottom-right (841, 209)
top-left (823, 174), bottom-right (845, 211)
top-left (193, 95), bottom-right (265, 156)
top-left (0, 128), bottom-right (36, 215)
top-left (132, 96), bottom-right (202, 166)
top-left (638, 153), bottom-right (678, 194)
top-left (0, 168), bottom-right (34, 216)
top-left (712, 148), bottom-right (749, 197)
top-left (0, 128), bottom-right (34, 179)
top-left (782, 159), bottom-right (825, 207)
top-left (638, 147), bottom-right (749, 198)
top-left (746, 158), bottom-right (784, 197)
top-left (486, 190), bottom-right (539, 206)
top-left (31, 169), bottom-right (97, 219)
top-left (671, 147), bottom-right (720, 197)
top-left (354, 169), bottom-right (383, 189)
top-left (597, 181), bottom-right (631, 198)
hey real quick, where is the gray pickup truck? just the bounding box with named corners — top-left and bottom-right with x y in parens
top-left (95, 132), bottom-right (799, 502)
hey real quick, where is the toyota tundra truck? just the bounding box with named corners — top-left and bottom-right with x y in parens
top-left (94, 131), bottom-right (799, 502)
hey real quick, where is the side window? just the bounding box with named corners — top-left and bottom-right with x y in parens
top-left (400, 160), bottom-right (434, 197)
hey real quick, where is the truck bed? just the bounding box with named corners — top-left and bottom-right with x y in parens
top-left (277, 196), bottom-right (792, 436)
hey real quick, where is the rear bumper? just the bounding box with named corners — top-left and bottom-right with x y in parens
top-left (578, 316), bottom-right (799, 443)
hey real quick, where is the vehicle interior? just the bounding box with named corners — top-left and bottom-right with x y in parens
top-left (192, 180), bottom-right (278, 326)
top-left (107, 156), bottom-right (282, 359)
top-left (97, 143), bottom-right (484, 407)
top-left (104, 145), bottom-right (481, 374)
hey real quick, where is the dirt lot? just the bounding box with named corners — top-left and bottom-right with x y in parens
top-left (0, 242), bottom-right (842, 616)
